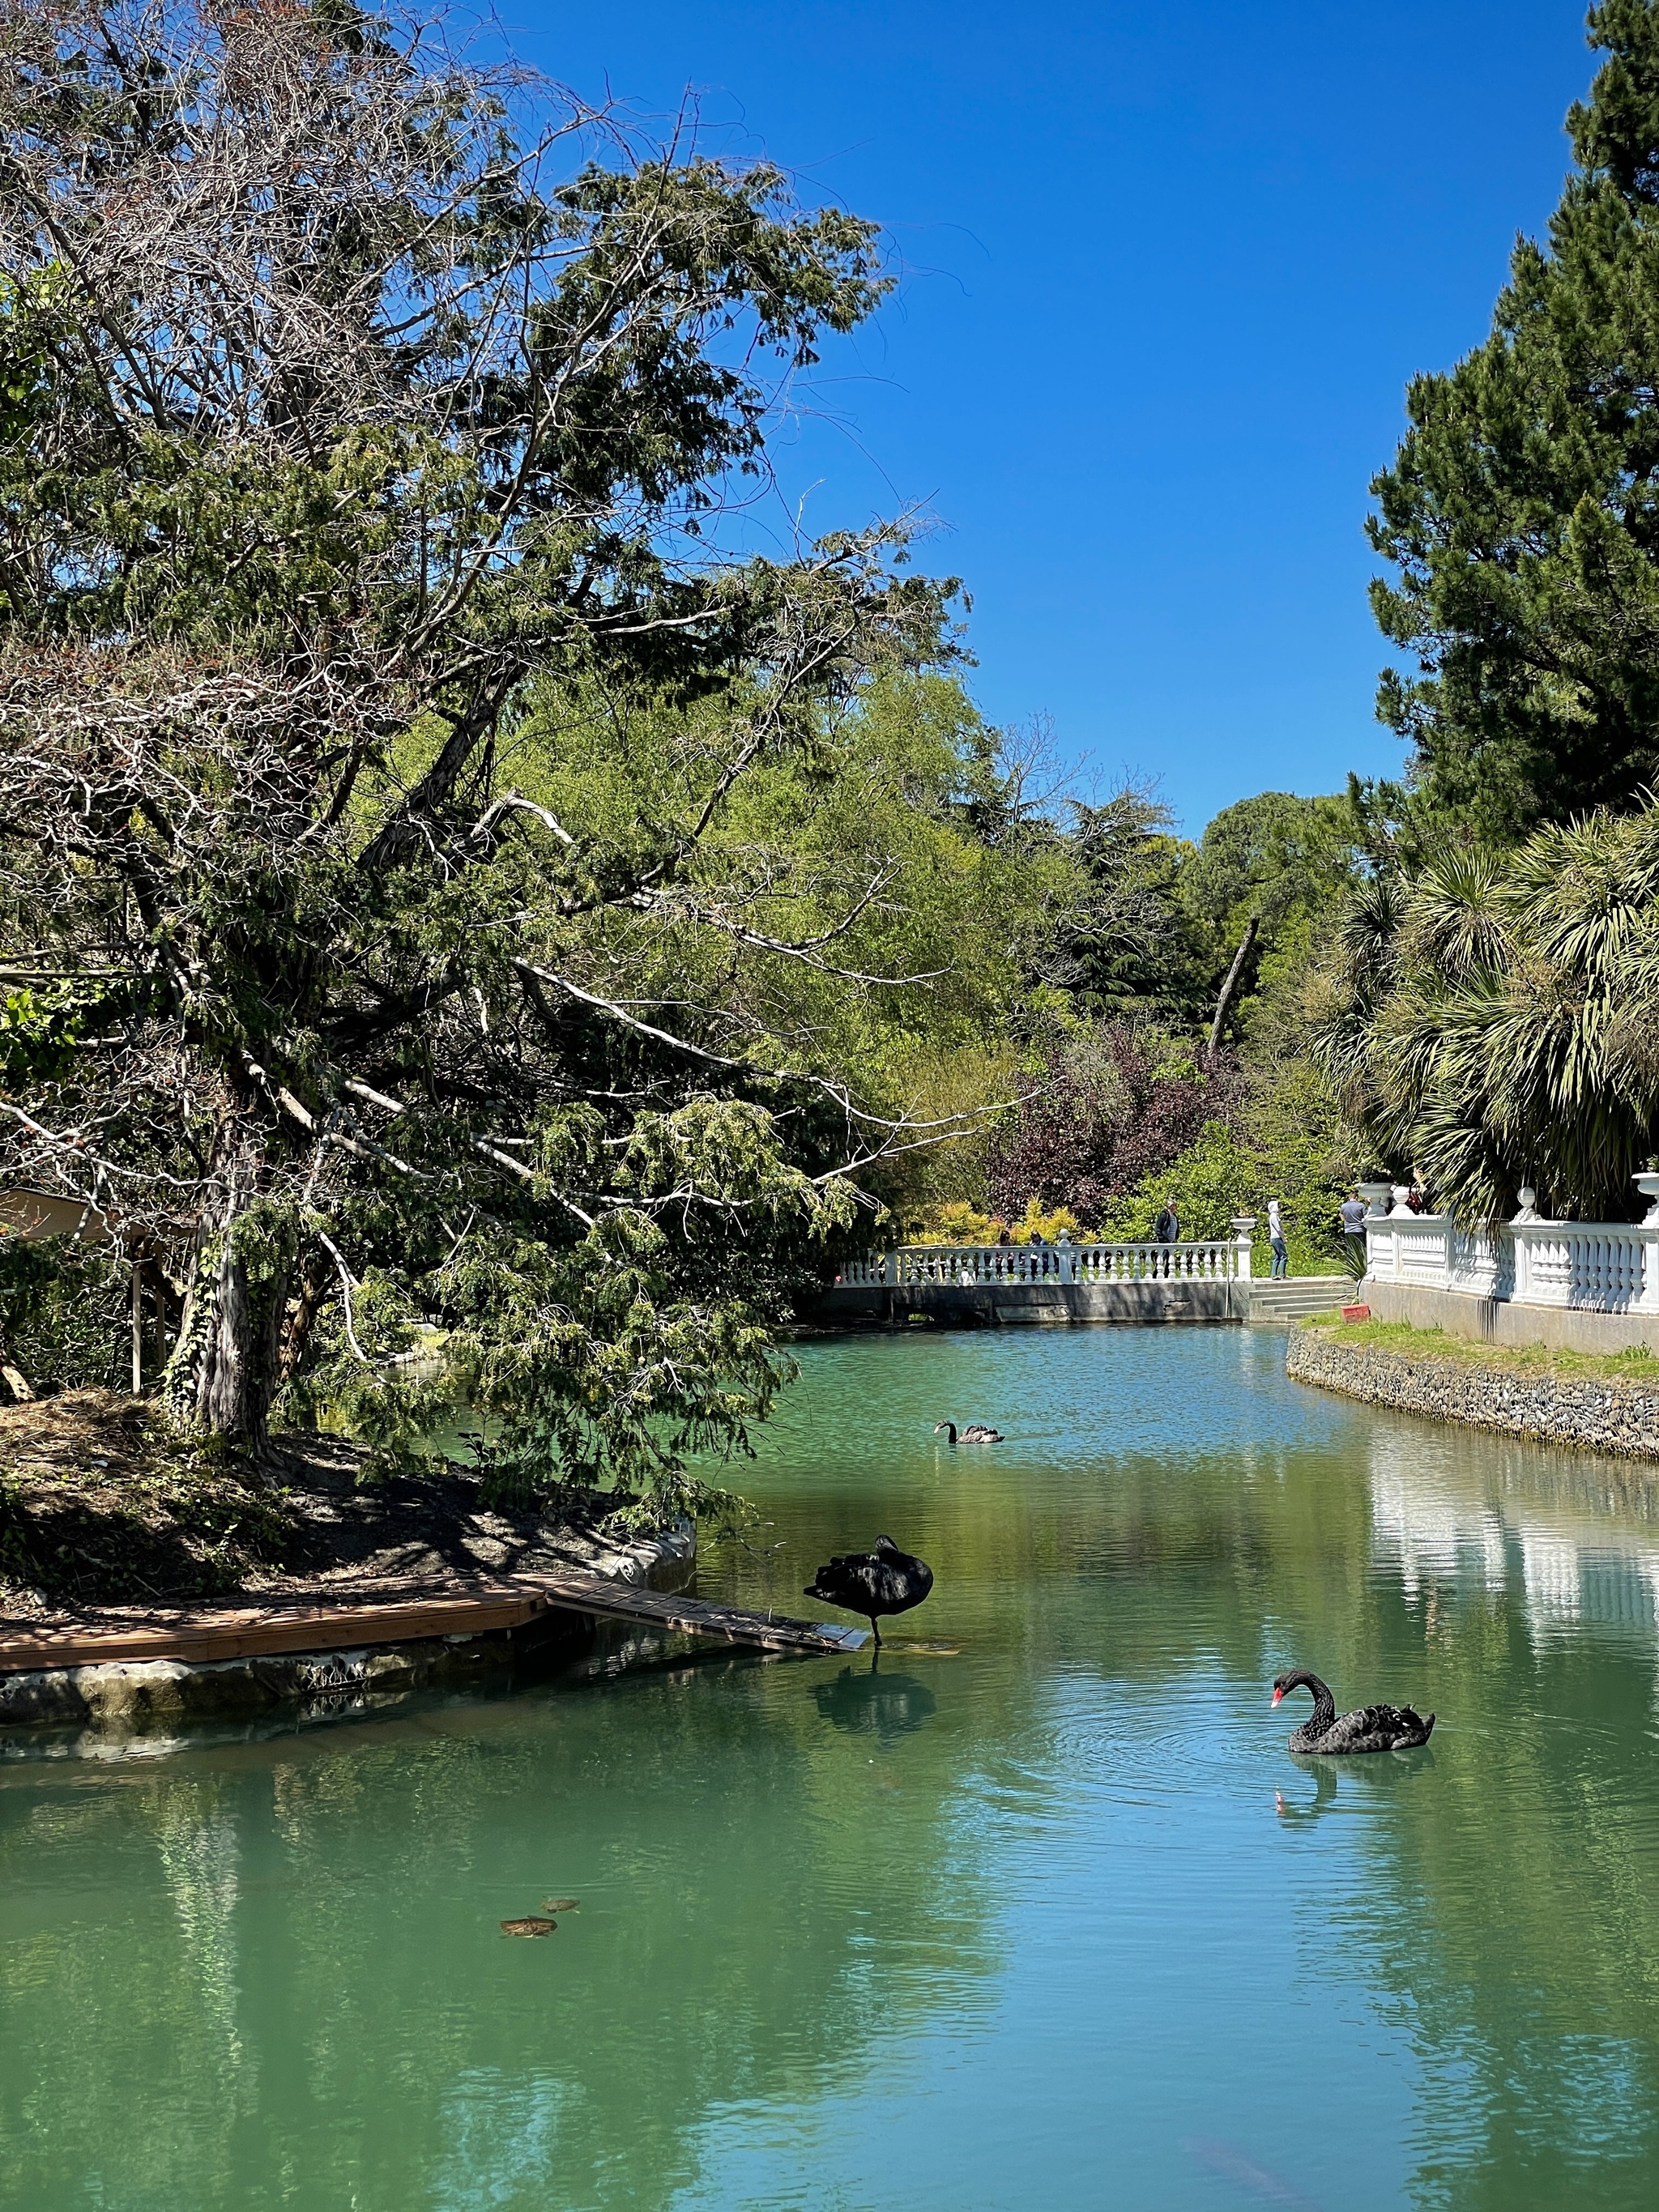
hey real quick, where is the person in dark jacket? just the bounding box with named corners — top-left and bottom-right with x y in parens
top-left (1154, 1200), bottom-right (1179, 1274)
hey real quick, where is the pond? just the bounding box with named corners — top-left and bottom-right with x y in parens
top-left (5, 1325), bottom-right (1659, 2210)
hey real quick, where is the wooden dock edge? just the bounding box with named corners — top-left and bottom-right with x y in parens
top-left (0, 1567), bottom-right (868, 1677)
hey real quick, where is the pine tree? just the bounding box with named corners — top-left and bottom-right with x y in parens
top-left (1369, 1), bottom-right (1659, 842)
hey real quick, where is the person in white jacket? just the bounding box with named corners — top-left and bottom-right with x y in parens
top-left (1267, 1197), bottom-right (1288, 1278)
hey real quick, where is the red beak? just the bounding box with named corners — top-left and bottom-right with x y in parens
top-left (1271, 1688), bottom-right (1283, 1706)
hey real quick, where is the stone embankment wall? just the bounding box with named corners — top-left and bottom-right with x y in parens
top-left (1286, 1328), bottom-right (1659, 1462)
top-left (0, 1521), bottom-right (695, 1735)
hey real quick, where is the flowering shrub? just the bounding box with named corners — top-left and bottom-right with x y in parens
top-left (911, 1201), bottom-right (1006, 1246)
top-left (908, 1198), bottom-right (1084, 1245)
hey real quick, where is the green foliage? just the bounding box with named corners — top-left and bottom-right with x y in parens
top-left (502, 665), bottom-right (1052, 1123)
top-left (0, 1234), bottom-right (128, 1396)
top-left (1311, 801), bottom-right (1659, 1221)
top-left (0, 2), bottom-right (1023, 1512)
top-left (1180, 791), bottom-right (1365, 1034)
top-left (1096, 1119), bottom-right (1251, 1242)
top-left (0, 986), bottom-right (85, 1088)
top-left (1051, 788), bottom-right (1213, 1025)
top-left (1041, 785), bottom-right (1363, 1048)
top-left (1367, 1), bottom-right (1659, 840)
top-left (975, 779), bottom-right (1367, 1259)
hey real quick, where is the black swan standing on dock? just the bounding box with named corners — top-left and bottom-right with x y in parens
top-left (804, 1536), bottom-right (933, 1647)
top-left (934, 1421), bottom-right (1003, 1444)
top-left (1273, 1669), bottom-right (1435, 1753)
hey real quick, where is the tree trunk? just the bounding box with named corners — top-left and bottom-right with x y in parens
top-left (1208, 915), bottom-right (1260, 1060)
top-left (164, 1110), bottom-right (291, 1459)
top-left (279, 1254), bottom-right (333, 1383)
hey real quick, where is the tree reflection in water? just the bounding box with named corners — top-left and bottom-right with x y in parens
top-left (6, 1329), bottom-right (1659, 2209)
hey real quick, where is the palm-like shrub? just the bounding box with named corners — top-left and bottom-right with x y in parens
top-left (1311, 803), bottom-right (1659, 1221)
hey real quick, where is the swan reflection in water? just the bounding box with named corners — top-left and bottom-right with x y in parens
top-left (812, 1660), bottom-right (937, 1745)
top-left (1275, 1747), bottom-right (1436, 1824)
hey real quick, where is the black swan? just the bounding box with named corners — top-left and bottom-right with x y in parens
top-left (934, 1421), bottom-right (1003, 1444)
top-left (1273, 1669), bottom-right (1435, 1754)
top-left (804, 1535), bottom-right (933, 1647)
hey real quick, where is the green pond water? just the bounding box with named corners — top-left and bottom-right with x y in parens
top-left (6, 1327), bottom-right (1659, 2210)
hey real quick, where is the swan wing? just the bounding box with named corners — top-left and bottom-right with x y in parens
top-left (1316, 1703), bottom-right (1434, 1752)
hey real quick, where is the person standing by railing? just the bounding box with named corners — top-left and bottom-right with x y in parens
top-left (1268, 1197), bottom-right (1288, 1279)
top-left (1338, 1190), bottom-right (1368, 1277)
top-left (1154, 1199), bottom-right (1179, 1278)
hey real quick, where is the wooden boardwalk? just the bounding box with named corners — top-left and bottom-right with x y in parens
top-left (0, 1565), bottom-right (868, 1676)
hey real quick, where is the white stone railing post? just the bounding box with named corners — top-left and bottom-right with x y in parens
top-left (1511, 1215), bottom-right (1535, 1304)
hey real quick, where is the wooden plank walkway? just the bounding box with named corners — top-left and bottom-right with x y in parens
top-left (0, 1565), bottom-right (868, 1676)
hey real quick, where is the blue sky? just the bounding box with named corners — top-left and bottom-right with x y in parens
top-left (509, 2), bottom-right (1595, 833)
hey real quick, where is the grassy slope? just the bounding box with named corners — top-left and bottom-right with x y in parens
top-left (1301, 1312), bottom-right (1659, 1386)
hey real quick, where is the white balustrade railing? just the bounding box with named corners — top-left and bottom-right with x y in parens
top-left (1367, 1212), bottom-right (1659, 1315)
top-left (836, 1238), bottom-right (1252, 1289)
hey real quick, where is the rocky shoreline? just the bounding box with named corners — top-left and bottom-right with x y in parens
top-left (1286, 1325), bottom-right (1659, 1461)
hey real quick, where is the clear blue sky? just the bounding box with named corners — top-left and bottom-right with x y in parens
top-left (509, 1), bottom-right (1595, 833)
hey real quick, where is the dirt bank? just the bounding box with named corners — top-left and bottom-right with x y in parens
top-left (0, 1389), bottom-right (673, 1627)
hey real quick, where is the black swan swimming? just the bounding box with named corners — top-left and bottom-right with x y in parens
top-left (1273, 1669), bottom-right (1435, 1754)
top-left (934, 1421), bottom-right (1003, 1444)
top-left (804, 1535), bottom-right (933, 1647)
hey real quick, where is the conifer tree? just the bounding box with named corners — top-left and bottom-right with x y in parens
top-left (0, 2), bottom-right (1000, 1502)
top-left (1370, 0), bottom-right (1659, 841)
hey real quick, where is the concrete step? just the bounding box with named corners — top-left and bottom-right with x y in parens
top-left (1247, 1278), bottom-right (1353, 1323)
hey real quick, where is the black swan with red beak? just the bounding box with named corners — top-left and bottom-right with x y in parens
top-left (1273, 1669), bottom-right (1434, 1753)
top-left (805, 1536), bottom-right (932, 1647)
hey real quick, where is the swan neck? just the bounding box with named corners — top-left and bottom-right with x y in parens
top-left (1302, 1675), bottom-right (1337, 1729)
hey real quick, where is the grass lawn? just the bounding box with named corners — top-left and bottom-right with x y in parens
top-left (1301, 1311), bottom-right (1659, 1386)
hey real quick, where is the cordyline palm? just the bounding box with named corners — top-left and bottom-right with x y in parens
top-left (1311, 802), bottom-right (1659, 1221)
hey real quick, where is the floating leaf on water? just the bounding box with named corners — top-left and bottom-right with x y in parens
top-left (501, 1916), bottom-right (556, 1937)
top-left (540, 1899), bottom-right (580, 1914)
